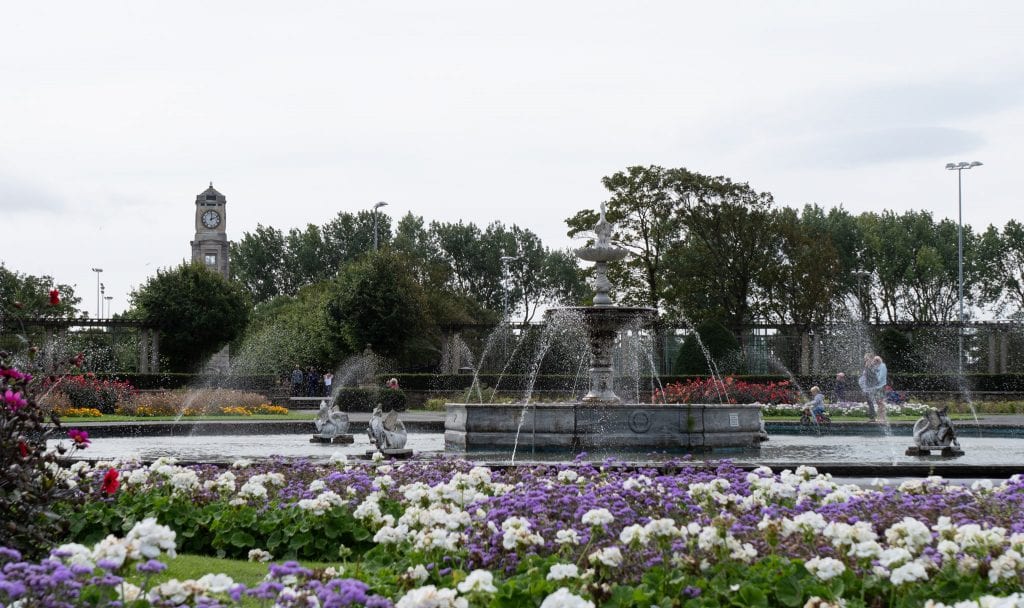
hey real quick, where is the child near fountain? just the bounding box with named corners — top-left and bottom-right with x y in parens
top-left (803, 386), bottom-right (827, 422)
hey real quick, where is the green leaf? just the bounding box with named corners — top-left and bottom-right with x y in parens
top-left (775, 576), bottom-right (803, 607)
top-left (230, 530), bottom-right (256, 548)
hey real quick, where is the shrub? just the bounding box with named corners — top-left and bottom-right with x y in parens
top-left (0, 353), bottom-right (83, 558)
top-left (116, 388), bottom-right (272, 416)
top-left (673, 320), bottom-right (743, 375)
top-left (655, 376), bottom-right (798, 405)
top-left (332, 387), bottom-right (407, 412)
top-left (42, 374), bottom-right (136, 414)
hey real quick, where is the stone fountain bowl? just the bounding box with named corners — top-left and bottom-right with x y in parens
top-left (445, 402), bottom-right (765, 453)
top-left (575, 245), bottom-right (629, 263)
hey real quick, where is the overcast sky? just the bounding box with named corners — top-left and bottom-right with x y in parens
top-left (2, 1), bottom-right (1022, 317)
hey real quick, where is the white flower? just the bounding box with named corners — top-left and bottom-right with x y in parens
top-left (395, 585), bottom-right (467, 608)
top-left (374, 524), bottom-right (410, 544)
top-left (643, 518), bottom-right (680, 539)
top-left (884, 517), bottom-right (933, 555)
top-left (619, 524), bottom-right (649, 546)
top-left (501, 517), bottom-right (543, 550)
top-left (248, 549), bottom-right (273, 563)
top-left (547, 564), bottom-right (580, 581)
top-left (557, 470), bottom-right (579, 483)
top-left (53, 543), bottom-right (95, 569)
top-left (457, 569), bottom-right (497, 594)
top-left (989, 549), bottom-right (1023, 583)
top-left (405, 564), bottom-right (429, 583)
top-left (196, 573), bottom-right (234, 594)
top-left (231, 459), bottom-right (252, 469)
top-left (309, 479), bottom-right (327, 492)
top-left (588, 546), bottom-right (623, 568)
top-left (329, 452), bottom-right (348, 464)
top-left (371, 451), bottom-right (385, 463)
top-left (804, 557), bottom-right (846, 581)
top-left (581, 508), bottom-right (614, 527)
top-left (117, 582), bottom-right (144, 602)
top-left (540, 587), bottom-right (595, 608)
top-left (124, 517), bottom-right (177, 559)
top-left (238, 480), bottom-right (268, 499)
top-left (890, 560), bottom-right (929, 585)
top-left (149, 579), bottom-right (191, 605)
top-left (877, 547), bottom-right (912, 568)
top-left (91, 535), bottom-right (128, 569)
top-left (555, 529), bottom-right (580, 546)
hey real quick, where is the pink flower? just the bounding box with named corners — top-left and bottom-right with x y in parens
top-left (3, 389), bottom-right (28, 411)
top-left (49, 289), bottom-right (60, 306)
top-left (67, 428), bottom-right (91, 447)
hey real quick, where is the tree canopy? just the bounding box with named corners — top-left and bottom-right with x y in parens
top-left (129, 263), bottom-right (251, 372)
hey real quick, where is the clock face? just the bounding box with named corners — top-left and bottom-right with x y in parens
top-left (201, 210), bottom-right (221, 229)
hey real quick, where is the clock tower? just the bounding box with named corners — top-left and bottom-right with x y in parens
top-left (190, 183), bottom-right (229, 278)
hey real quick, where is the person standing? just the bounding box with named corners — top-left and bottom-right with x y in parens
top-left (305, 366), bottom-right (319, 397)
top-left (872, 356), bottom-right (888, 422)
top-left (832, 372), bottom-right (847, 403)
top-left (858, 353), bottom-right (878, 421)
top-left (323, 371), bottom-right (334, 397)
top-left (290, 365), bottom-right (304, 397)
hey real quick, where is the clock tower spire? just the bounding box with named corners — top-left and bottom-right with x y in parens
top-left (190, 182), bottom-right (229, 278)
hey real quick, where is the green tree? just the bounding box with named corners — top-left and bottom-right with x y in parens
top-left (326, 251), bottom-right (430, 365)
top-left (663, 179), bottom-right (776, 331)
top-left (978, 220), bottom-right (1024, 317)
top-left (130, 263), bottom-right (251, 372)
top-left (673, 319), bottom-right (743, 375)
top-left (0, 265), bottom-right (81, 319)
top-left (565, 165), bottom-right (689, 309)
top-left (758, 207), bottom-right (843, 328)
top-left (230, 224), bottom-right (288, 303)
top-left (232, 283), bottom-right (344, 376)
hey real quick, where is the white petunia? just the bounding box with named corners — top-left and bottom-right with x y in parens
top-left (547, 563), bottom-right (580, 581)
top-left (588, 546), bottom-right (623, 568)
top-left (890, 560), bottom-right (929, 585)
top-left (581, 508), bottom-right (614, 527)
top-left (539, 588), bottom-right (595, 608)
top-left (395, 585), bottom-right (467, 608)
top-left (457, 569), bottom-right (497, 594)
top-left (804, 557), bottom-right (846, 581)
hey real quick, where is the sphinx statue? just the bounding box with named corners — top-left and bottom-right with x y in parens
top-left (312, 400), bottom-right (352, 443)
top-left (368, 403), bottom-right (407, 451)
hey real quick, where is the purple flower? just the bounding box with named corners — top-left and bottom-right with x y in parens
top-left (136, 559), bottom-right (168, 573)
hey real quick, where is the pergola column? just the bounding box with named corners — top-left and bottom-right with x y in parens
top-left (138, 330), bottom-right (149, 373)
top-left (149, 330), bottom-right (160, 372)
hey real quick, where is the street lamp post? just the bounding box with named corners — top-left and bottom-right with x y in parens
top-left (372, 201), bottom-right (388, 251)
top-left (91, 268), bottom-right (103, 319)
top-left (944, 161), bottom-right (983, 377)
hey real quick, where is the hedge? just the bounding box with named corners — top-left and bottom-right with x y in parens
top-left (331, 387), bottom-right (406, 412)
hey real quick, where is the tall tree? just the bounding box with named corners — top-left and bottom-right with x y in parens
top-left (0, 265), bottom-right (80, 320)
top-left (565, 165), bottom-right (689, 309)
top-left (230, 224), bottom-right (288, 303)
top-left (978, 220), bottom-right (1024, 317)
top-left (130, 262), bottom-right (250, 372)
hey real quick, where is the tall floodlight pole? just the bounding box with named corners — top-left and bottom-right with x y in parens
top-left (372, 201), bottom-right (388, 251)
top-left (500, 255), bottom-right (519, 358)
top-left (105, 296), bottom-right (113, 318)
top-left (100, 283), bottom-right (105, 318)
top-left (91, 268), bottom-right (103, 318)
top-left (944, 161), bottom-right (983, 376)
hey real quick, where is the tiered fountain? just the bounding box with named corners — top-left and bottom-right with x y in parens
top-left (445, 205), bottom-right (766, 454)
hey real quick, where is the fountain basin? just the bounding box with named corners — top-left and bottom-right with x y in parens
top-left (444, 403), bottom-right (765, 452)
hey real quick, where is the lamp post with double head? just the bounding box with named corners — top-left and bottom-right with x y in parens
top-left (91, 268), bottom-right (103, 319)
top-left (944, 161), bottom-right (983, 376)
top-left (372, 201), bottom-right (388, 251)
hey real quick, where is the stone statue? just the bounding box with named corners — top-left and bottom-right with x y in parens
top-left (368, 403), bottom-right (407, 451)
top-left (907, 406), bottom-right (962, 456)
top-left (313, 400), bottom-right (351, 442)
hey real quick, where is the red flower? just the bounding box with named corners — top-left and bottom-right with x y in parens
top-left (49, 289), bottom-right (60, 306)
top-left (18, 441), bottom-right (29, 458)
top-left (101, 468), bottom-right (119, 495)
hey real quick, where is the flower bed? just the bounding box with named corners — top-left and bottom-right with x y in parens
top-left (655, 376), bottom-right (799, 405)
top-left (761, 401), bottom-right (934, 418)
top-left (28, 455), bottom-right (1024, 607)
top-left (114, 388), bottom-right (280, 417)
